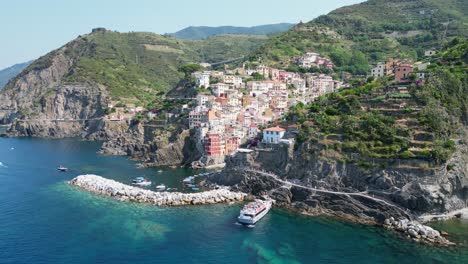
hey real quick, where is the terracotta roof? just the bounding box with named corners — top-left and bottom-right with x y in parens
top-left (264, 126), bottom-right (286, 132)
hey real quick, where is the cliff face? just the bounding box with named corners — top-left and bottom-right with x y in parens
top-left (212, 138), bottom-right (468, 223)
top-left (0, 36), bottom-right (109, 138)
top-left (100, 123), bottom-right (202, 167)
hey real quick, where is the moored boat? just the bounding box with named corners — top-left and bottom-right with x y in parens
top-left (132, 177), bottom-right (151, 187)
top-left (183, 176), bottom-right (195, 183)
top-left (156, 184), bottom-right (166, 191)
top-left (238, 199), bottom-right (273, 225)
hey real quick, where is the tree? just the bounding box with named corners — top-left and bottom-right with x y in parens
top-left (178, 64), bottom-right (203, 77)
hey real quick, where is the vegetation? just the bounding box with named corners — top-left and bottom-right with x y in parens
top-left (250, 0), bottom-right (467, 74)
top-left (167, 23), bottom-right (294, 40)
top-left (287, 39), bottom-right (467, 166)
top-left (11, 29), bottom-right (268, 108)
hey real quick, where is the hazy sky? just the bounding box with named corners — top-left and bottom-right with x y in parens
top-left (0, 0), bottom-right (363, 69)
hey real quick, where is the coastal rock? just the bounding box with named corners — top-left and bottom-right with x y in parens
top-left (384, 217), bottom-right (452, 246)
top-left (69, 174), bottom-right (247, 207)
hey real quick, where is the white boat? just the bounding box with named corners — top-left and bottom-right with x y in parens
top-left (156, 184), bottom-right (166, 191)
top-left (57, 166), bottom-right (68, 172)
top-left (183, 176), bottom-right (195, 183)
top-left (238, 199), bottom-right (273, 225)
top-left (132, 177), bottom-right (151, 187)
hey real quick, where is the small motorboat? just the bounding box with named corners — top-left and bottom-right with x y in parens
top-left (187, 184), bottom-right (197, 188)
top-left (183, 176), bottom-right (195, 183)
top-left (57, 166), bottom-right (68, 172)
top-left (132, 177), bottom-right (151, 187)
top-left (156, 184), bottom-right (166, 191)
top-left (191, 187), bottom-right (200, 191)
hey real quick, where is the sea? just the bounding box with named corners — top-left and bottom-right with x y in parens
top-left (0, 136), bottom-right (467, 264)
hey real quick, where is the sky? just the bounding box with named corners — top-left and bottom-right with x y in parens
top-left (0, 0), bottom-right (363, 69)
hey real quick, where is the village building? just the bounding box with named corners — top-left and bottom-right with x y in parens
top-left (223, 75), bottom-right (243, 88)
top-left (394, 63), bottom-right (414, 83)
top-left (371, 62), bottom-right (386, 78)
top-left (425, 50), bottom-right (437, 57)
top-left (211, 83), bottom-right (230, 97)
top-left (262, 126), bottom-right (286, 144)
top-left (196, 94), bottom-right (210, 107)
top-left (204, 132), bottom-right (224, 156)
top-left (194, 71), bottom-right (211, 88)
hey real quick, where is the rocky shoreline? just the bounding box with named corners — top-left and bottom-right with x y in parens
top-left (69, 175), bottom-right (248, 206)
top-left (383, 217), bottom-right (455, 246)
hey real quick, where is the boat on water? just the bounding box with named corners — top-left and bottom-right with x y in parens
top-left (132, 177), bottom-right (152, 187)
top-left (183, 176), bottom-right (195, 183)
top-left (156, 184), bottom-right (166, 191)
top-left (57, 166), bottom-right (68, 172)
top-left (238, 199), bottom-right (273, 225)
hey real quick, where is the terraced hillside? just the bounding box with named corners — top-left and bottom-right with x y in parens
top-left (285, 39), bottom-right (467, 173)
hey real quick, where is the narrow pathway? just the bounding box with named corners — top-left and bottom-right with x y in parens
top-left (244, 169), bottom-right (411, 217)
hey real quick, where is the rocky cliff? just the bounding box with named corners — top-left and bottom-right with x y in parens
top-left (100, 122), bottom-right (202, 167)
top-left (211, 136), bottom-right (468, 224)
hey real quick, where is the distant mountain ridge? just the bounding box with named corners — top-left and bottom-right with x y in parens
top-left (0, 61), bottom-right (32, 89)
top-left (167, 23), bottom-right (295, 40)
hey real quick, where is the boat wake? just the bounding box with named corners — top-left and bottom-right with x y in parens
top-left (0, 162), bottom-right (7, 168)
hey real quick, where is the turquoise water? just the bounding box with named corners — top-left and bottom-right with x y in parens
top-left (0, 138), bottom-right (467, 263)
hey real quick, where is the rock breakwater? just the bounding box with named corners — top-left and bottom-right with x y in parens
top-left (70, 175), bottom-right (248, 206)
top-left (384, 217), bottom-right (454, 246)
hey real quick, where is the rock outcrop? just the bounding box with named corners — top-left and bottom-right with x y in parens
top-left (210, 138), bottom-right (468, 225)
top-left (100, 124), bottom-right (202, 167)
top-left (70, 174), bottom-right (247, 206)
top-left (383, 217), bottom-right (454, 246)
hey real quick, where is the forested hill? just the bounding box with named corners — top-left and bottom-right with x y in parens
top-left (250, 0), bottom-right (468, 75)
top-left (167, 23), bottom-right (295, 40)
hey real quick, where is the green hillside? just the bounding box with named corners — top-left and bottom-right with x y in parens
top-left (250, 0), bottom-right (468, 74)
top-left (12, 29), bottom-right (267, 106)
top-left (286, 38), bottom-right (467, 170)
top-left (167, 23), bottom-right (295, 40)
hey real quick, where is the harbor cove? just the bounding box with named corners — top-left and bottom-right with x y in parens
top-left (1, 137), bottom-right (468, 263)
top-left (1, 0), bottom-right (467, 262)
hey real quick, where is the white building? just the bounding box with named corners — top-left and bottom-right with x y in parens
top-left (425, 50), bottom-right (437, 57)
top-left (223, 75), bottom-right (243, 88)
top-left (416, 62), bottom-right (431, 71)
top-left (196, 94), bottom-right (210, 107)
top-left (298, 52), bottom-right (319, 68)
top-left (307, 74), bottom-right (335, 94)
top-left (194, 71), bottom-right (211, 88)
top-left (211, 83), bottom-right (230, 97)
top-left (371, 62), bottom-right (386, 78)
top-left (262, 126), bottom-right (286, 144)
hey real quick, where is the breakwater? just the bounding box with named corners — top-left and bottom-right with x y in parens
top-left (70, 175), bottom-right (248, 206)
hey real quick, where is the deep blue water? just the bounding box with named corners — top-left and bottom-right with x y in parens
top-left (0, 137), bottom-right (467, 264)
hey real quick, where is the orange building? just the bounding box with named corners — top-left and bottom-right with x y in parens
top-left (225, 137), bottom-right (240, 155)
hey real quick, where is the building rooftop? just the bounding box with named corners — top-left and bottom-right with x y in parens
top-left (264, 126), bottom-right (286, 132)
